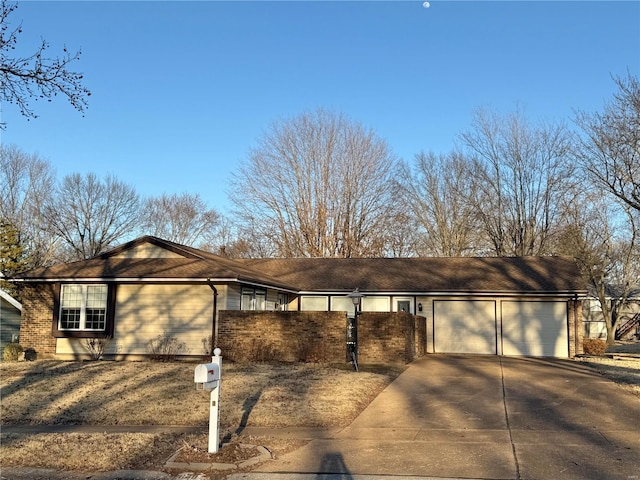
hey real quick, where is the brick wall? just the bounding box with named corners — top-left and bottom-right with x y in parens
top-left (217, 310), bottom-right (424, 364)
top-left (19, 284), bottom-right (57, 357)
top-left (217, 311), bottom-right (344, 362)
top-left (358, 312), bottom-right (417, 363)
top-left (570, 299), bottom-right (583, 357)
top-left (415, 314), bottom-right (427, 357)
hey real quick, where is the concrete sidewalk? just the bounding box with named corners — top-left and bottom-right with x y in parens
top-left (232, 356), bottom-right (640, 480)
top-left (3, 356), bottom-right (639, 480)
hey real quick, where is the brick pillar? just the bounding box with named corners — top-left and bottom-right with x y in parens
top-left (567, 299), bottom-right (583, 358)
top-left (19, 284), bottom-right (57, 357)
top-left (574, 299), bottom-right (584, 356)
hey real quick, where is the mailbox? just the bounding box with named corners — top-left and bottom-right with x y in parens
top-left (194, 362), bottom-right (220, 390)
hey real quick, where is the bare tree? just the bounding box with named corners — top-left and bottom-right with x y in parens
top-left (401, 151), bottom-right (481, 256)
top-left (139, 192), bottom-right (220, 249)
top-left (0, 0), bottom-right (90, 126)
top-left (461, 108), bottom-right (577, 256)
top-left (0, 144), bottom-right (59, 266)
top-left (206, 216), bottom-right (277, 259)
top-left (575, 73), bottom-right (640, 214)
top-left (570, 73), bottom-right (640, 344)
top-left (45, 173), bottom-right (139, 260)
top-left (231, 109), bottom-right (400, 258)
top-left (555, 193), bottom-right (638, 345)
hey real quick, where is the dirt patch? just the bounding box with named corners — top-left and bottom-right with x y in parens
top-left (167, 433), bottom-right (307, 465)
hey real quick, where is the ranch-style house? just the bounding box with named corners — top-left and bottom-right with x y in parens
top-left (10, 236), bottom-right (588, 362)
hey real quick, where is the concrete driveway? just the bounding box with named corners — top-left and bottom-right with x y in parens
top-left (247, 355), bottom-right (640, 480)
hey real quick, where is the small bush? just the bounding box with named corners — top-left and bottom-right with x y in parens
top-left (3, 343), bottom-right (23, 362)
top-left (583, 338), bottom-right (607, 356)
top-left (201, 335), bottom-right (214, 356)
top-left (84, 337), bottom-right (112, 361)
top-left (146, 332), bottom-right (189, 361)
top-left (246, 338), bottom-right (280, 362)
top-left (295, 339), bottom-right (328, 363)
top-left (23, 347), bottom-right (37, 361)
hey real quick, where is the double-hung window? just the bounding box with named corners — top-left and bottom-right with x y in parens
top-left (59, 284), bottom-right (108, 331)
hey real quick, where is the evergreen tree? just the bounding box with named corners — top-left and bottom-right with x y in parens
top-left (0, 220), bottom-right (30, 299)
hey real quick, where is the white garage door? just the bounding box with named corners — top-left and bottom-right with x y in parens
top-left (434, 300), bottom-right (497, 354)
top-left (501, 301), bottom-right (568, 357)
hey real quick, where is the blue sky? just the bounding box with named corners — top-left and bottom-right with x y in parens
top-left (1, 1), bottom-right (639, 214)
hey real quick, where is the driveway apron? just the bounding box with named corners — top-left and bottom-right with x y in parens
top-left (252, 355), bottom-right (640, 480)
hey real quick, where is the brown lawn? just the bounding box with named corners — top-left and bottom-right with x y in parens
top-left (1, 345), bottom-right (638, 476)
top-left (0, 360), bottom-right (403, 474)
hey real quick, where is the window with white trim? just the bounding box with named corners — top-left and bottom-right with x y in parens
top-left (300, 296), bottom-right (329, 311)
top-left (277, 293), bottom-right (289, 311)
top-left (59, 284), bottom-right (108, 331)
top-left (241, 287), bottom-right (267, 311)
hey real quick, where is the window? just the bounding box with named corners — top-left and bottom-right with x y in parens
top-left (241, 287), bottom-right (267, 311)
top-left (277, 293), bottom-right (288, 311)
top-left (59, 284), bottom-right (108, 331)
top-left (330, 296), bottom-right (354, 313)
top-left (300, 296), bottom-right (328, 311)
top-left (362, 296), bottom-right (390, 312)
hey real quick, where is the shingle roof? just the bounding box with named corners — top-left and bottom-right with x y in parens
top-left (11, 237), bottom-right (298, 291)
top-left (240, 256), bottom-right (587, 294)
top-left (11, 236), bottom-right (587, 295)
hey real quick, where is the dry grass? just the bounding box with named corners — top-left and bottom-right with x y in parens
top-left (0, 360), bottom-right (403, 473)
top-left (1, 432), bottom-right (181, 471)
top-left (578, 341), bottom-right (640, 397)
top-left (0, 361), bottom-right (402, 427)
top-left (2, 347), bottom-right (639, 475)
top-left (579, 356), bottom-right (640, 396)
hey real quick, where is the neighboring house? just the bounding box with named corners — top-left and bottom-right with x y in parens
top-left (0, 288), bottom-right (22, 359)
top-left (582, 286), bottom-right (640, 340)
top-left (10, 236), bottom-right (588, 360)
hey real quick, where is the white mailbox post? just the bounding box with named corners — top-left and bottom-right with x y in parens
top-left (194, 347), bottom-right (222, 453)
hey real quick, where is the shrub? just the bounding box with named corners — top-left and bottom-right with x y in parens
top-left (3, 343), bottom-right (23, 362)
top-left (84, 337), bottom-right (112, 361)
top-left (295, 338), bottom-right (328, 363)
top-left (246, 338), bottom-right (280, 362)
top-left (201, 335), bottom-right (214, 356)
top-left (583, 338), bottom-right (607, 356)
top-left (146, 332), bottom-right (189, 361)
top-left (23, 348), bottom-right (37, 361)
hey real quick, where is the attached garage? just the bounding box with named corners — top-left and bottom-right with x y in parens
top-left (433, 300), bottom-right (497, 354)
top-left (501, 301), bottom-right (568, 357)
top-left (431, 298), bottom-right (572, 358)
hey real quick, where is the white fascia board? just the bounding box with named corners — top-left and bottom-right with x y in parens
top-left (12, 277), bottom-right (238, 283)
top-left (299, 290), bottom-right (586, 298)
top-left (239, 281), bottom-right (299, 294)
top-left (0, 289), bottom-right (22, 310)
top-left (12, 277), bottom-right (300, 294)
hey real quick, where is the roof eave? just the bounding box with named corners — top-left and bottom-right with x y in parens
top-left (298, 289), bottom-right (588, 297)
top-left (0, 289), bottom-right (22, 310)
top-left (10, 276), bottom-right (300, 294)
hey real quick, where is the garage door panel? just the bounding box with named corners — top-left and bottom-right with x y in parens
top-left (502, 301), bottom-right (568, 357)
top-left (434, 300), bottom-right (497, 354)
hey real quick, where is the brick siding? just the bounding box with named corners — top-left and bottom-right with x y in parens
top-left (570, 299), bottom-right (583, 357)
top-left (217, 310), bottom-right (425, 364)
top-left (19, 284), bottom-right (57, 357)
